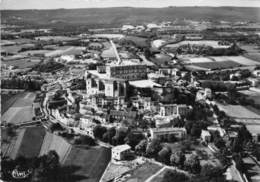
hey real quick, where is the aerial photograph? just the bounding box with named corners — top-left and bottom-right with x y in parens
top-left (1, 0), bottom-right (260, 181)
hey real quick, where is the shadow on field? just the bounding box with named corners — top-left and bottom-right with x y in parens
top-left (58, 165), bottom-right (88, 182)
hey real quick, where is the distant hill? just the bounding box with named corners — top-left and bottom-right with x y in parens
top-left (1, 7), bottom-right (260, 28)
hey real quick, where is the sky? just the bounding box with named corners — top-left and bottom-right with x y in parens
top-left (1, 0), bottom-right (260, 9)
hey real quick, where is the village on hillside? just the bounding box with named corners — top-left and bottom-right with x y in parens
top-left (1, 8), bottom-right (260, 182)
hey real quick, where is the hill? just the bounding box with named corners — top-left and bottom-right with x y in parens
top-left (1, 7), bottom-right (260, 29)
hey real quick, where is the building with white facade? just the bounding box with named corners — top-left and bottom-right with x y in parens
top-left (112, 144), bottom-right (131, 160)
top-left (201, 130), bottom-right (211, 143)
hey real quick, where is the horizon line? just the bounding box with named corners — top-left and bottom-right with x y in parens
top-left (2, 5), bottom-right (260, 11)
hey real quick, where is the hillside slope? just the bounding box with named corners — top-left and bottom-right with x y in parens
top-left (2, 7), bottom-right (260, 28)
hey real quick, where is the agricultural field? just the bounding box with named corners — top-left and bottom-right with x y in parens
top-left (45, 46), bottom-right (85, 57)
top-left (34, 36), bottom-right (78, 41)
top-left (2, 58), bottom-right (41, 69)
top-left (239, 89), bottom-right (260, 105)
top-left (19, 49), bottom-right (51, 56)
top-left (15, 126), bottom-right (46, 159)
top-left (1, 92), bottom-right (25, 114)
top-left (91, 34), bottom-right (125, 39)
top-left (123, 36), bottom-right (149, 48)
top-left (192, 60), bottom-right (241, 70)
top-left (240, 44), bottom-right (260, 63)
top-left (40, 132), bottom-right (72, 164)
top-left (165, 40), bottom-right (230, 49)
top-left (210, 56), bottom-right (260, 66)
top-left (244, 53), bottom-right (260, 63)
top-left (216, 103), bottom-right (260, 119)
top-left (101, 46), bottom-right (116, 58)
top-left (124, 162), bottom-right (163, 182)
top-left (1, 128), bottom-right (24, 159)
top-left (1, 92), bottom-right (35, 124)
top-left (186, 57), bottom-right (214, 63)
top-left (64, 146), bottom-right (111, 182)
top-left (150, 168), bottom-right (180, 182)
top-left (101, 162), bottom-right (132, 182)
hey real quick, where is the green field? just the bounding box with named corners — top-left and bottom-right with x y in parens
top-left (124, 36), bottom-right (149, 48)
top-left (2, 92), bottom-right (35, 124)
top-left (2, 58), bottom-right (41, 69)
top-left (192, 60), bottom-right (241, 70)
top-left (1, 92), bottom-right (24, 114)
top-left (1, 126), bottom-right (111, 182)
top-left (64, 146), bottom-right (111, 182)
top-left (125, 162), bottom-right (163, 182)
top-left (15, 126), bottom-right (46, 159)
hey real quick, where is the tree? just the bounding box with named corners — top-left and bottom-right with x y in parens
top-left (74, 135), bottom-right (95, 146)
top-left (6, 123), bottom-right (16, 138)
top-left (112, 128), bottom-right (128, 145)
top-left (167, 133), bottom-right (177, 143)
top-left (102, 127), bottom-right (116, 144)
top-left (170, 151), bottom-right (186, 168)
top-left (190, 125), bottom-right (202, 138)
top-left (125, 131), bottom-right (144, 149)
top-left (172, 117), bottom-right (185, 127)
top-left (146, 138), bottom-right (162, 157)
top-left (135, 139), bottom-right (148, 155)
top-left (200, 163), bottom-right (225, 180)
top-left (158, 147), bottom-right (171, 164)
top-left (49, 123), bottom-right (63, 133)
top-left (162, 170), bottom-right (189, 182)
top-left (184, 154), bottom-right (201, 174)
top-left (231, 137), bottom-right (242, 153)
top-left (93, 125), bottom-right (107, 139)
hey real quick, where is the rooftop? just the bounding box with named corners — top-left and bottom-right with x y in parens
top-left (129, 79), bottom-right (161, 88)
top-left (112, 144), bottom-right (131, 152)
top-left (150, 127), bottom-right (186, 133)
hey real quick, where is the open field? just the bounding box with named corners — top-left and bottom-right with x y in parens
top-left (64, 146), bottom-right (111, 182)
top-left (91, 34), bottom-right (124, 39)
top-left (2, 58), bottom-right (41, 69)
top-left (244, 53), bottom-right (260, 63)
top-left (192, 60), bottom-right (241, 70)
top-left (101, 46), bottom-right (116, 58)
top-left (1, 92), bottom-right (25, 114)
top-left (124, 162), bottom-right (163, 182)
top-left (40, 132), bottom-right (72, 163)
top-left (210, 56), bottom-right (260, 66)
top-left (217, 103), bottom-right (260, 119)
top-left (45, 46), bottom-right (85, 57)
top-left (1, 92), bottom-right (35, 124)
top-left (150, 168), bottom-right (176, 182)
top-left (239, 90), bottom-right (260, 105)
top-left (101, 162), bottom-right (132, 182)
top-left (1, 126), bottom-right (111, 182)
top-left (186, 57), bottom-right (214, 63)
top-left (1, 128), bottom-right (24, 159)
top-left (2, 107), bottom-right (33, 124)
top-left (35, 36), bottom-right (78, 41)
top-left (15, 126), bottom-right (46, 158)
top-left (123, 36), bottom-right (149, 48)
top-left (165, 40), bottom-right (230, 49)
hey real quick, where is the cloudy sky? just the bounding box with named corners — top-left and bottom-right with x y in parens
top-left (1, 0), bottom-right (260, 9)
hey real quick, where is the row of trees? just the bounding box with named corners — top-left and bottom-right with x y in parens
top-left (176, 43), bottom-right (244, 56)
top-left (32, 60), bottom-right (65, 73)
top-left (1, 78), bottom-right (45, 90)
top-left (196, 69), bottom-right (251, 81)
top-left (93, 125), bottom-right (145, 148)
